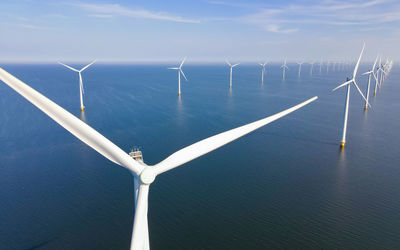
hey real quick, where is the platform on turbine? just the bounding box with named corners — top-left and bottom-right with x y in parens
top-left (129, 148), bottom-right (143, 162)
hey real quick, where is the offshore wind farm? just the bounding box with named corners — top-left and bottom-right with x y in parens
top-left (0, 0), bottom-right (400, 249)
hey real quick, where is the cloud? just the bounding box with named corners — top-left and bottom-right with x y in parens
top-left (265, 24), bottom-right (298, 34)
top-left (18, 24), bottom-right (48, 30)
top-left (213, 0), bottom-right (400, 33)
top-left (89, 14), bottom-right (113, 19)
top-left (68, 2), bottom-right (200, 23)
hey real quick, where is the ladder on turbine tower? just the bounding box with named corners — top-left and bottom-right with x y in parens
top-left (129, 147), bottom-right (143, 163)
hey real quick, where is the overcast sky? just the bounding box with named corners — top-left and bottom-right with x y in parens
top-left (1, 0), bottom-right (399, 63)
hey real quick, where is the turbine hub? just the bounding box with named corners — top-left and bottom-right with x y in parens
top-left (140, 167), bottom-right (156, 185)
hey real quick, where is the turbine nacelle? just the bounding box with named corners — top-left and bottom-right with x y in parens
top-left (226, 60), bottom-right (239, 68)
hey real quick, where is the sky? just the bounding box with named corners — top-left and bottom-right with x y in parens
top-left (0, 0), bottom-right (399, 63)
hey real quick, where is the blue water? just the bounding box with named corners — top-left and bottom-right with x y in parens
top-left (0, 63), bottom-right (399, 249)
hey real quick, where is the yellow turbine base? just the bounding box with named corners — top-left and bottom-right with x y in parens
top-left (178, 93), bottom-right (181, 96)
top-left (374, 92), bottom-right (376, 96)
top-left (364, 106), bottom-right (368, 110)
top-left (81, 107), bottom-right (84, 111)
top-left (340, 142), bottom-right (345, 148)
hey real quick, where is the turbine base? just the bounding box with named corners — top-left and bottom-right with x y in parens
top-left (81, 107), bottom-right (85, 112)
top-left (364, 106), bottom-right (368, 110)
top-left (340, 141), bottom-right (345, 148)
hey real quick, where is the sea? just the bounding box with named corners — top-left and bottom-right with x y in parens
top-left (0, 63), bottom-right (399, 249)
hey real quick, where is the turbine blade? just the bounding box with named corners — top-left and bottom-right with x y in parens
top-left (0, 68), bottom-right (144, 176)
top-left (225, 60), bottom-right (231, 67)
top-left (362, 71), bottom-right (372, 75)
top-left (372, 55), bottom-right (378, 71)
top-left (179, 57), bottom-right (186, 68)
top-left (332, 80), bottom-right (352, 91)
top-left (168, 67), bottom-right (179, 70)
top-left (232, 63), bottom-right (240, 67)
top-left (152, 96), bottom-right (318, 175)
top-left (353, 80), bottom-right (371, 107)
top-left (353, 43), bottom-right (365, 79)
top-left (80, 60), bottom-right (96, 72)
top-left (58, 62), bottom-right (79, 72)
top-left (180, 69), bottom-right (188, 81)
top-left (130, 184), bottom-right (149, 250)
top-left (372, 72), bottom-right (378, 81)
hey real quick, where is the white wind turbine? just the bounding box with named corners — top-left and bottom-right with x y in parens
top-left (375, 56), bottom-right (384, 91)
top-left (0, 67), bottom-right (318, 250)
top-left (281, 59), bottom-right (289, 80)
top-left (297, 61), bottom-right (304, 78)
top-left (310, 61), bottom-right (315, 75)
top-left (332, 44), bottom-right (370, 148)
top-left (319, 58), bottom-right (323, 74)
top-left (380, 59), bottom-right (390, 84)
top-left (259, 61), bottom-right (268, 84)
top-left (168, 58), bottom-right (188, 96)
top-left (362, 55), bottom-right (379, 110)
top-left (58, 60), bottom-right (96, 111)
top-left (226, 60), bottom-right (239, 88)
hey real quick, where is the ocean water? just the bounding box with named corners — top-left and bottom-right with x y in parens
top-left (0, 63), bottom-right (399, 249)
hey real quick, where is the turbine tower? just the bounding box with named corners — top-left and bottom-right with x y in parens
top-left (297, 61), bottom-right (304, 78)
top-left (310, 61), bottom-right (315, 75)
top-left (281, 59), bottom-right (289, 80)
top-left (58, 60), bottom-right (96, 111)
top-left (332, 43), bottom-right (370, 148)
top-left (362, 55), bottom-right (378, 110)
top-left (259, 61), bottom-right (268, 84)
top-left (168, 58), bottom-right (188, 96)
top-left (0, 67), bottom-right (318, 250)
top-left (226, 60), bottom-right (239, 88)
top-left (319, 58), bottom-right (323, 74)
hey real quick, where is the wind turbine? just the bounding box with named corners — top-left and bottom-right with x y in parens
top-left (226, 60), bottom-right (239, 88)
top-left (362, 55), bottom-right (378, 110)
top-left (168, 58), bottom-right (188, 96)
top-left (58, 60), bottom-right (96, 111)
top-left (281, 59), bottom-right (289, 80)
top-left (297, 61), bottom-right (304, 78)
top-left (376, 56), bottom-right (384, 89)
top-left (310, 61), bottom-right (315, 75)
top-left (380, 58), bottom-right (390, 84)
top-left (0, 67), bottom-right (318, 250)
top-left (332, 43), bottom-right (370, 148)
top-left (259, 61), bottom-right (267, 84)
top-left (319, 58), bottom-right (323, 74)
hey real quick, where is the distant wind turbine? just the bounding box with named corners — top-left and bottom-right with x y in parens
top-left (58, 60), bottom-right (96, 111)
top-left (362, 55), bottom-right (378, 110)
top-left (0, 67), bottom-right (318, 250)
top-left (332, 43), bottom-right (370, 148)
top-left (281, 59), bottom-right (289, 80)
top-left (297, 62), bottom-right (304, 78)
top-left (310, 61), bottom-right (315, 75)
top-left (168, 58), bottom-right (188, 96)
top-left (319, 58), bottom-right (323, 74)
top-left (226, 60), bottom-right (239, 88)
top-left (259, 61), bottom-right (268, 84)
